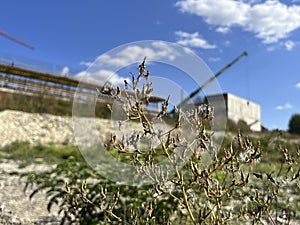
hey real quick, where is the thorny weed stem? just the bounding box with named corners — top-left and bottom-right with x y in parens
top-left (38, 57), bottom-right (300, 224)
top-left (104, 57), bottom-right (200, 223)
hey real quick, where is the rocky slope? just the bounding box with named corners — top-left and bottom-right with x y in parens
top-left (0, 110), bottom-right (143, 148)
top-left (1, 110), bottom-right (77, 147)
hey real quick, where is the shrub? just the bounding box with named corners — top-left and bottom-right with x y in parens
top-left (0, 91), bottom-right (110, 118)
top-left (226, 119), bottom-right (251, 133)
top-left (23, 58), bottom-right (300, 224)
top-left (288, 114), bottom-right (300, 135)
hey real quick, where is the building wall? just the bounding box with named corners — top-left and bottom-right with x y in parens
top-left (226, 93), bottom-right (261, 131)
top-left (205, 93), bottom-right (261, 132)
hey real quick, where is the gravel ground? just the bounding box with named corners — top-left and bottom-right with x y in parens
top-left (0, 160), bottom-right (60, 225)
top-left (0, 110), bottom-right (143, 225)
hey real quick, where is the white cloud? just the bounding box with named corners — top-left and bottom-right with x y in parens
top-left (176, 0), bottom-right (249, 26)
top-left (276, 102), bottom-right (293, 110)
top-left (266, 40), bottom-right (297, 51)
top-left (296, 82), bottom-right (300, 89)
top-left (75, 69), bottom-right (127, 86)
top-left (284, 40), bottom-right (296, 51)
top-left (80, 61), bottom-right (93, 67)
top-left (243, 0), bottom-right (263, 4)
top-left (208, 57), bottom-right (221, 62)
top-left (74, 41), bottom-right (182, 86)
top-left (176, 0), bottom-right (300, 44)
top-left (216, 26), bottom-right (231, 34)
top-left (267, 40), bottom-right (299, 52)
top-left (175, 31), bottom-right (217, 49)
top-left (61, 66), bottom-right (69, 76)
top-left (266, 45), bottom-right (276, 52)
top-left (224, 40), bottom-right (231, 46)
top-left (92, 42), bottom-right (180, 69)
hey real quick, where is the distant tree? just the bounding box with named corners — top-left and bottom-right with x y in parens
top-left (288, 114), bottom-right (300, 135)
top-left (261, 124), bottom-right (268, 132)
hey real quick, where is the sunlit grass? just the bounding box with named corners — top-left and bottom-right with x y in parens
top-left (0, 141), bottom-right (83, 164)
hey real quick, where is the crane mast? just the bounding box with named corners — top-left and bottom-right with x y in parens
top-left (170, 51), bottom-right (248, 113)
top-left (0, 29), bottom-right (35, 50)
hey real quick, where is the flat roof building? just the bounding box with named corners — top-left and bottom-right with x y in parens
top-left (204, 93), bottom-right (261, 132)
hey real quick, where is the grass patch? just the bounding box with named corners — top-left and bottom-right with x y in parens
top-left (0, 141), bottom-right (83, 164)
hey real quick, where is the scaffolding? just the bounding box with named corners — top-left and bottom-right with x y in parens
top-left (0, 62), bottom-right (164, 106)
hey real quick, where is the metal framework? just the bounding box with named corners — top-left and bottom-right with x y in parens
top-left (0, 62), bottom-right (164, 104)
top-left (0, 29), bottom-right (35, 50)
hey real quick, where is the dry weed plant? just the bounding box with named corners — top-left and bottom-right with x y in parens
top-left (23, 58), bottom-right (300, 225)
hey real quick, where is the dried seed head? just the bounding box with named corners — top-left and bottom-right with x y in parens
top-left (138, 56), bottom-right (147, 77)
top-left (107, 104), bottom-right (112, 111)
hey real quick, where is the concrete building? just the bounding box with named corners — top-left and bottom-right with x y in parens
top-left (205, 93), bottom-right (261, 132)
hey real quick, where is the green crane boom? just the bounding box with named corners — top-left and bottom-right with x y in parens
top-left (170, 51), bottom-right (248, 113)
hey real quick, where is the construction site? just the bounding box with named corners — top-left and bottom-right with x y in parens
top-left (0, 29), bottom-right (261, 131)
top-left (0, 57), bottom-right (261, 132)
top-left (0, 58), bottom-right (164, 117)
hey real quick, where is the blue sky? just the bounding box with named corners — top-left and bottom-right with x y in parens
top-left (0, 0), bottom-right (300, 130)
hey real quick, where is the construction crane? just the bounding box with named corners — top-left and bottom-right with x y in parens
top-left (0, 29), bottom-right (35, 50)
top-left (170, 51), bottom-right (248, 114)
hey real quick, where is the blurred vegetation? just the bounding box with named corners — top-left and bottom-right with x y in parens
top-left (0, 91), bottom-right (110, 118)
top-left (288, 114), bottom-right (300, 135)
top-left (0, 141), bottom-right (83, 165)
top-left (226, 119), bottom-right (251, 133)
top-left (12, 130), bottom-right (299, 225)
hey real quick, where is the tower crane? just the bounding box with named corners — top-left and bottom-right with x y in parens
top-left (170, 51), bottom-right (248, 114)
top-left (0, 29), bottom-right (35, 50)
